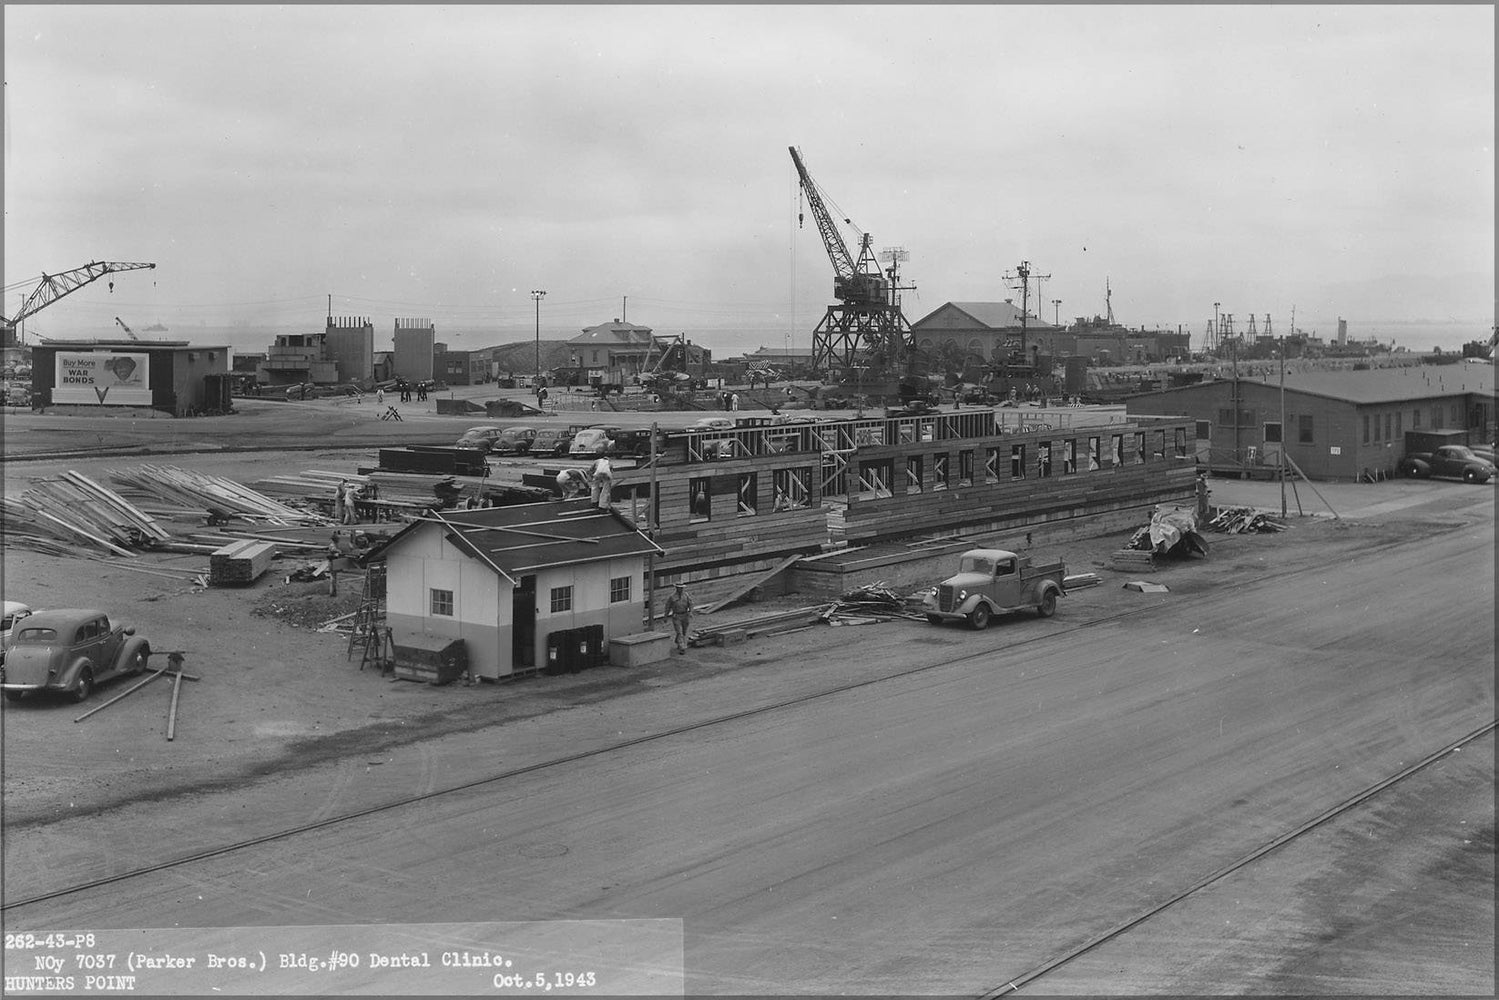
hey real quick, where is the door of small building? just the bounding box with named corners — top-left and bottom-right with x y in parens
top-left (513, 575), bottom-right (536, 669)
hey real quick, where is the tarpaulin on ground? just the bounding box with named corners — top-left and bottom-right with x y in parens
top-left (1129, 505), bottom-right (1210, 557)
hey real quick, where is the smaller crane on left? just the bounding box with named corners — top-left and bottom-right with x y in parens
top-left (2, 261), bottom-right (156, 340)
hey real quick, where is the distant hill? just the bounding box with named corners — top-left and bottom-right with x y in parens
top-left (484, 341), bottom-right (578, 374)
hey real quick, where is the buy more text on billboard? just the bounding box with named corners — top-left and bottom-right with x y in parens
top-left (53, 351), bottom-right (152, 405)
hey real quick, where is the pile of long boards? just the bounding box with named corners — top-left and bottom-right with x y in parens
top-left (208, 539), bottom-right (278, 586)
top-left (250, 469), bottom-right (372, 503)
top-left (108, 465), bottom-right (325, 524)
top-left (1, 471), bottom-right (171, 556)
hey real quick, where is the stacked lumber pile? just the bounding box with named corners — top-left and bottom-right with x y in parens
top-left (1207, 506), bottom-right (1286, 534)
top-left (109, 465), bottom-right (326, 524)
top-left (815, 582), bottom-right (924, 626)
top-left (1, 470), bottom-right (172, 555)
top-left (1110, 548), bottom-right (1157, 573)
top-left (208, 539), bottom-right (278, 586)
top-left (251, 469), bottom-right (372, 503)
top-left (686, 604), bottom-right (831, 646)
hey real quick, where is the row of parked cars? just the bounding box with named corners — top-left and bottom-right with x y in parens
top-left (457, 414), bottom-right (826, 460)
top-left (1, 602), bottom-right (152, 704)
top-left (456, 424), bottom-right (664, 459)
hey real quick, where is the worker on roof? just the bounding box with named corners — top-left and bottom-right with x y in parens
top-left (590, 456), bottom-right (614, 508)
top-left (556, 468), bottom-right (589, 499)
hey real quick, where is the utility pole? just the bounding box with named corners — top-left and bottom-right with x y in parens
top-left (531, 289), bottom-right (546, 383)
top-left (1279, 335), bottom-right (1287, 517)
top-left (1003, 260), bottom-right (1048, 362)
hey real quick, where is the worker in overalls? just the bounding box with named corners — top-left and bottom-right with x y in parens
top-left (665, 582), bottom-right (694, 654)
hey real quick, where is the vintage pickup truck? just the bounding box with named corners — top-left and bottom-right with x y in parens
top-left (922, 548), bottom-right (1067, 630)
top-left (1399, 445), bottom-right (1495, 484)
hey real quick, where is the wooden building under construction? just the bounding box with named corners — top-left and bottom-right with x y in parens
top-left (590, 407), bottom-right (1198, 599)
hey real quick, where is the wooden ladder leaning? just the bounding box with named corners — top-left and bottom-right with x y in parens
top-left (347, 564), bottom-right (392, 671)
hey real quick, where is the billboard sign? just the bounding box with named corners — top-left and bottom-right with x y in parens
top-left (52, 351), bottom-right (153, 405)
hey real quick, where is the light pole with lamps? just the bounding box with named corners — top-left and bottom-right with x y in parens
top-left (530, 289), bottom-right (546, 385)
top-left (1052, 299), bottom-right (1061, 326)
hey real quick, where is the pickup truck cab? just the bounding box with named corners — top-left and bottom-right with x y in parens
top-left (1400, 445), bottom-right (1495, 484)
top-left (923, 548), bottom-right (1066, 630)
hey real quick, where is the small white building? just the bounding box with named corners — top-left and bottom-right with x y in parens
top-left (376, 501), bottom-right (664, 679)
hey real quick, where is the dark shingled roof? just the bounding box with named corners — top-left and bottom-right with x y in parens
top-left (1133, 363), bottom-right (1494, 406)
top-left (378, 500), bottom-right (663, 581)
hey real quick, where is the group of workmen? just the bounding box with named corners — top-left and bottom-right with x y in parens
top-left (553, 456), bottom-right (694, 652)
top-left (555, 456), bottom-right (614, 509)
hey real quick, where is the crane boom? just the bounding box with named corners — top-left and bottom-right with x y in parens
top-left (3, 261), bottom-right (156, 327)
top-left (789, 146), bottom-right (858, 285)
top-left (114, 316), bottom-right (140, 342)
top-left (788, 148), bottom-right (888, 308)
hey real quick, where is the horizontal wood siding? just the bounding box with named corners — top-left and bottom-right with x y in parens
top-left (608, 416), bottom-right (1193, 572)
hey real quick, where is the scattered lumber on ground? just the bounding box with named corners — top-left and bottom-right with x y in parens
top-left (1207, 506), bottom-right (1287, 534)
top-left (109, 465), bottom-right (326, 524)
top-left (1, 470), bottom-right (171, 555)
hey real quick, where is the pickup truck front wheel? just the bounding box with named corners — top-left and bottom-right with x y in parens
top-left (1037, 590), bottom-right (1057, 618)
top-left (967, 605), bottom-right (991, 631)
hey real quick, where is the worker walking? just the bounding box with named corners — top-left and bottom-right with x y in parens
top-left (590, 456), bottom-right (613, 508)
top-left (665, 582), bottom-right (694, 654)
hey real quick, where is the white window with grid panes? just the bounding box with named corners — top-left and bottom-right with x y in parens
top-left (431, 589), bottom-right (454, 617)
top-left (609, 576), bottom-right (631, 604)
top-left (549, 586), bottom-right (573, 613)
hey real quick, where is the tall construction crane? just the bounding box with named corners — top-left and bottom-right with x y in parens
top-left (2, 261), bottom-right (156, 337)
top-left (789, 147), bottom-right (915, 382)
top-left (114, 316), bottom-right (140, 341)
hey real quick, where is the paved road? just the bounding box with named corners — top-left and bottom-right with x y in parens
top-left (8, 497), bottom-right (1491, 994)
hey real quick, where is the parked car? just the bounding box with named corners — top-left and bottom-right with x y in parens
top-left (690, 416), bottom-right (735, 432)
top-left (529, 427), bottom-right (579, 458)
top-left (608, 427), bottom-right (665, 458)
top-left (569, 427), bottom-right (616, 457)
top-left (1, 601), bottom-right (33, 664)
top-left (1399, 445), bottom-right (1495, 484)
top-left (489, 426), bottom-right (539, 456)
top-left (1, 609), bottom-right (151, 703)
top-left (456, 426), bottom-right (504, 452)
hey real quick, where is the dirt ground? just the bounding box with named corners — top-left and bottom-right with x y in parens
top-left (2, 441), bottom-right (1492, 993)
top-left (0, 501), bottom-right (1457, 827)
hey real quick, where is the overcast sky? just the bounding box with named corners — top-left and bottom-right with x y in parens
top-left (4, 5), bottom-right (1493, 353)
